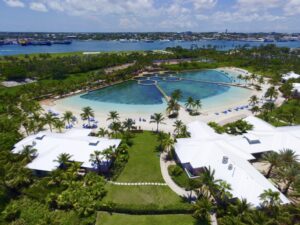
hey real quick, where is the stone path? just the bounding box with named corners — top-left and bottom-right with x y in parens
top-left (108, 181), bottom-right (167, 186)
top-left (160, 152), bottom-right (218, 225)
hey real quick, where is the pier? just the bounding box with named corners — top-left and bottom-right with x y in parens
top-left (155, 84), bottom-right (170, 102)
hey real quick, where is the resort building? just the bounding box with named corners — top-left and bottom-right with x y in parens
top-left (292, 83), bottom-right (300, 97)
top-left (282, 71), bottom-right (300, 82)
top-left (175, 116), bottom-right (300, 206)
top-left (12, 129), bottom-right (121, 173)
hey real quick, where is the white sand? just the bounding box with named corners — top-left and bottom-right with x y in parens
top-left (40, 67), bottom-right (276, 133)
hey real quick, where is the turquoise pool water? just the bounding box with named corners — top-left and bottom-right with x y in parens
top-left (56, 70), bottom-right (251, 114)
top-left (81, 70), bottom-right (233, 105)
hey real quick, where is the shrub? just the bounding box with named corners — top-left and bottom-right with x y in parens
top-left (170, 165), bottom-right (183, 177)
top-left (98, 203), bottom-right (193, 215)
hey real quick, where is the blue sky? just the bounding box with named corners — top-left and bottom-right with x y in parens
top-left (0, 0), bottom-right (300, 32)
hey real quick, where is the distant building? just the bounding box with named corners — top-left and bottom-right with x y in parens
top-left (175, 116), bottom-right (300, 206)
top-left (282, 71), bottom-right (300, 82)
top-left (292, 83), bottom-right (300, 97)
top-left (12, 129), bottom-right (121, 174)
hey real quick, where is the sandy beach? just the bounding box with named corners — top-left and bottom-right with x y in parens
top-left (40, 67), bottom-right (277, 133)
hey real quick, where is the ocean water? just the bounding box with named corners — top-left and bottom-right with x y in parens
top-left (1, 40), bottom-right (299, 56)
top-left (56, 69), bottom-right (251, 114)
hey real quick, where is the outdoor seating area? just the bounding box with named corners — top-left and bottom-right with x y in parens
top-left (215, 105), bottom-right (250, 115)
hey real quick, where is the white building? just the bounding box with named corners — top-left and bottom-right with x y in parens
top-left (292, 83), bottom-right (300, 97)
top-left (12, 129), bottom-right (121, 173)
top-left (282, 71), bottom-right (300, 82)
top-left (175, 117), bottom-right (300, 206)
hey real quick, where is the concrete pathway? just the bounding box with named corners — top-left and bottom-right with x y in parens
top-left (160, 152), bottom-right (218, 225)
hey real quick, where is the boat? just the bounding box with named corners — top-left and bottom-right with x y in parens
top-left (264, 38), bottom-right (275, 42)
top-left (30, 41), bottom-right (52, 46)
top-left (18, 39), bottom-right (29, 46)
top-left (52, 40), bottom-right (72, 45)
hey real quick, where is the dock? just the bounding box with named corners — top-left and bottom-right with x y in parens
top-left (155, 84), bottom-right (170, 101)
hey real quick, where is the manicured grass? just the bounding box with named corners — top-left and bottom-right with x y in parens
top-left (168, 165), bottom-right (201, 188)
top-left (103, 184), bottom-right (187, 209)
top-left (96, 212), bottom-right (197, 225)
top-left (103, 132), bottom-right (190, 209)
top-left (116, 131), bottom-right (164, 182)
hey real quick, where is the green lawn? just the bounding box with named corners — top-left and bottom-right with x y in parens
top-left (103, 132), bottom-right (189, 209)
top-left (96, 212), bottom-right (197, 225)
top-left (168, 165), bottom-right (191, 188)
top-left (116, 131), bottom-right (164, 182)
top-left (103, 184), bottom-right (187, 208)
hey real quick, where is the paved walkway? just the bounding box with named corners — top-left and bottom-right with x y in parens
top-left (160, 152), bottom-right (218, 225)
top-left (108, 181), bottom-right (167, 186)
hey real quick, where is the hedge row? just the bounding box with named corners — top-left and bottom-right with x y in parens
top-left (98, 203), bottom-right (193, 215)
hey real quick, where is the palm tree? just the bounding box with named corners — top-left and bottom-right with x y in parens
top-left (200, 167), bottom-right (221, 198)
top-left (262, 152), bottom-right (280, 178)
top-left (192, 197), bottom-right (214, 223)
top-left (278, 164), bottom-right (300, 195)
top-left (232, 198), bottom-right (252, 217)
top-left (250, 73), bottom-right (257, 85)
top-left (173, 120), bottom-right (183, 136)
top-left (150, 113), bottom-right (165, 132)
top-left (62, 111), bottom-right (74, 126)
top-left (258, 76), bottom-right (264, 85)
top-left (109, 121), bottom-right (122, 136)
top-left (21, 145), bottom-right (37, 163)
top-left (54, 153), bottom-right (72, 170)
top-left (278, 149), bottom-right (298, 165)
top-left (171, 89), bottom-right (182, 101)
top-left (102, 146), bottom-right (117, 163)
top-left (261, 102), bottom-right (275, 113)
top-left (166, 99), bottom-right (180, 117)
top-left (193, 99), bottom-right (202, 114)
top-left (89, 150), bottom-right (102, 174)
top-left (264, 86), bottom-right (278, 101)
top-left (216, 180), bottom-right (233, 202)
top-left (250, 105), bottom-right (260, 115)
top-left (80, 106), bottom-right (94, 127)
top-left (179, 125), bottom-right (191, 138)
top-left (107, 111), bottom-right (120, 122)
top-left (259, 189), bottom-right (281, 208)
top-left (122, 118), bottom-right (135, 131)
top-left (185, 96), bottom-right (194, 111)
top-left (97, 128), bottom-right (109, 137)
top-left (249, 95), bottom-right (259, 106)
top-left (54, 120), bottom-right (65, 133)
top-left (161, 134), bottom-right (175, 153)
top-left (43, 112), bottom-right (57, 132)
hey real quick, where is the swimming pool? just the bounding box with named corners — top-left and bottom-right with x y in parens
top-left (56, 69), bottom-right (251, 114)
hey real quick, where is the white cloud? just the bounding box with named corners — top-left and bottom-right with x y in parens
top-left (192, 0), bottom-right (217, 10)
top-left (29, 2), bottom-right (48, 12)
top-left (46, 1), bottom-right (64, 12)
top-left (3, 0), bottom-right (25, 7)
top-left (235, 0), bottom-right (282, 12)
top-left (284, 0), bottom-right (300, 16)
top-left (119, 17), bottom-right (141, 29)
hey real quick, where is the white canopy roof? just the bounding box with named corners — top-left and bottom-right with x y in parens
top-left (13, 129), bottom-right (121, 172)
top-left (174, 116), bottom-right (300, 206)
top-left (282, 71), bottom-right (300, 81)
top-left (292, 83), bottom-right (300, 93)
